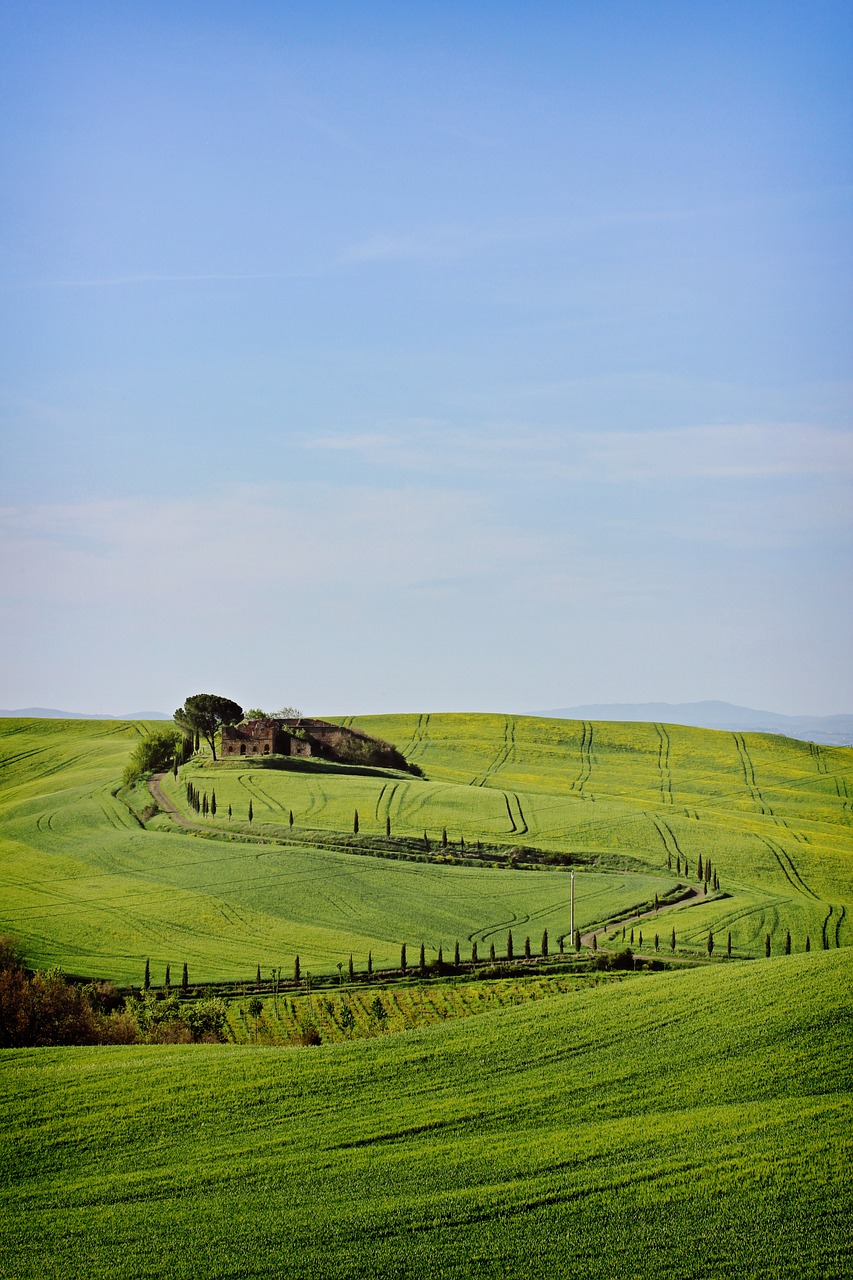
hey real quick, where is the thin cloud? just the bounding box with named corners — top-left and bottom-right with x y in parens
top-left (307, 423), bottom-right (853, 484)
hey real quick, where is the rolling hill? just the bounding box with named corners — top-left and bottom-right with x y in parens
top-left (0, 712), bottom-right (850, 980)
top-left (1, 713), bottom-right (850, 1278)
top-left (2, 949), bottom-right (850, 1278)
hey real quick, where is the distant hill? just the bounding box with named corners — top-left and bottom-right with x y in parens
top-left (539, 700), bottom-right (853, 746)
top-left (0, 707), bottom-right (170, 720)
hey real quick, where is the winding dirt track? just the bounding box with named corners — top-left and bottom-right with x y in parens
top-left (148, 773), bottom-right (199, 828)
top-left (581, 885), bottom-right (711, 962)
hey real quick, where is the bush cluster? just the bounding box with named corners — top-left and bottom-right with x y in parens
top-left (122, 729), bottom-right (183, 786)
top-left (0, 937), bottom-right (226, 1046)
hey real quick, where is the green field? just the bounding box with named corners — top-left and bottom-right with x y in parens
top-left (0, 713), bottom-right (851, 981)
top-left (1, 714), bottom-right (851, 1277)
top-left (2, 949), bottom-right (850, 1278)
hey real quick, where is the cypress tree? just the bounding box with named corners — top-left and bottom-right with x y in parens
top-left (697, 854), bottom-right (703, 881)
top-left (248, 799), bottom-right (253, 822)
top-left (173, 758), bottom-right (178, 779)
top-left (622, 925), bottom-right (626, 940)
top-left (805, 935), bottom-right (811, 952)
top-left (182, 962), bottom-right (188, 992)
top-left (349, 954), bottom-right (354, 982)
top-left (541, 929), bottom-right (549, 958)
top-left (676, 855), bottom-right (681, 874)
top-left (713, 871), bottom-right (719, 891)
top-left (367, 951), bottom-right (373, 977)
top-left (671, 927), bottom-right (676, 952)
top-left (765, 934), bottom-right (771, 958)
top-left (386, 815), bottom-right (391, 838)
top-left (727, 931), bottom-right (732, 957)
top-left (785, 930), bottom-right (791, 955)
top-left (256, 964), bottom-right (262, 984)
top-left (228, 804), bottom-right (232, 820)
top-left (707, 931), bottom-right (714, 956)
top-left (524, 936), bottom-right (531, 959)
top-left (294, 955), bottom-right (301, 982)
top-left (574, 928), bottom-right (581, 952)
top-left (211, 791), bottom-right (217, 817)
top-left (630, 928), bottom-right (634, 944)
top-left (471, 940), bottom-right (478, 964)
top-left (654, 933), bottom-right (659, 952)
top-left (558, 934), bottom-right (564, 954)
top-left (667, 851), bottom-right (672, 869)
top-left (144, 958), bottom-right (150, 990)
top-left (441, 827), bottom-right (448, 848)
top-left (489, 941), bottom-right (496, 963)
top-left (654, 893), bottom-right (659, 912)
top-left (419, 942), bottom-right (426, 974)
top-left (423, 832), bottom-right (430, 851)
top-left (592, 933), bottom-right (597, 951)
top-left (638, 930), bottom-right (643, 948)
top-left (400, 943), bottom-right (407, 972)
top-left (165, 964), bottom-right (170, 988)
top-left (353, 809), bottom-right (359, 834)
top-left (437, 946), bottom-right (444, 975)
top-left (289, 809), bottom-right (294, 827)
top-left (454, 940), bottom-right (460, 967)
top-left (684, 860), bottom-right (689, 877)
top-left (202, 793), bottom-right (209, 817)
top-left (506, 930), bottom-right (514, 961)
top-left (705, 858), bottom-right (712, 884)
top-left (460, 835), bottom-right (465, 851)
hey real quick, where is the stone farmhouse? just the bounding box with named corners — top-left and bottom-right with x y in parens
top-left (220, 718), bottom-right (411, 773)
top-left (221, 718), bottom-right (336, 758)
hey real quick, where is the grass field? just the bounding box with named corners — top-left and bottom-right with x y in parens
top-left (2, 715), bottom-right (851, 1277)
top-left (1, 713), bottom-right (851, 980)
top-left (167, 711), bottom-right (853, 964)
top-left (2, 949), bottom-right (850, 1279)
top-left (0, 717), bottom-right (676, 982)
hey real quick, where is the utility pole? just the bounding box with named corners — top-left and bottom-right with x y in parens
top-left (570, 869), bottom-right (575, 942)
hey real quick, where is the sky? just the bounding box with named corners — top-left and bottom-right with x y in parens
top-left (1, 0), bottom-right (851, 717)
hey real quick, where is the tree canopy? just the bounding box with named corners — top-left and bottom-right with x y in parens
top-left (174, 694), bottom-right (243, 761)
top-left (122, 728), bottom-right (182, 785)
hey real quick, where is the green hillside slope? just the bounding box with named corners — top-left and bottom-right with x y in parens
top-left (0, 718), bottom-right (670, 981)
top-left (2, 949), bottom-right (850, 1279)
top-left (169, 711), bottom-right (853, 960)
top-left (1, 713), bottom-right (850, 980)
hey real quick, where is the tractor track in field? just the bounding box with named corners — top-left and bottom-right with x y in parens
top-left (648, 814), bottom-right (684, 867)
top-left (834, 777), bottom-right (853, 819)
top-left (756, 835), bottom-right (819, 901)
top-left (733, 734), bottom-right (809, 845)
top-left (570, 722), bottom-right (594, 799)
top-left (655, 724), bottom-right (674, 806)
top-left (405, 713), bottom-right (430, 765)
top-left (472, 716), bottom-right (515, 788)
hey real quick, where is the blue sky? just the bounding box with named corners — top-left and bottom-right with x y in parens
top-left (1, 1), bottom-right (851, 716)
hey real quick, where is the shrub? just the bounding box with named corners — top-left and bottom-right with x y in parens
top-left (122, 730), bottom-right (182, 785)
top-left (181, 998), bottom-right (228, 1042)
top-left (295, 1022), bottom-right (322, 1046)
